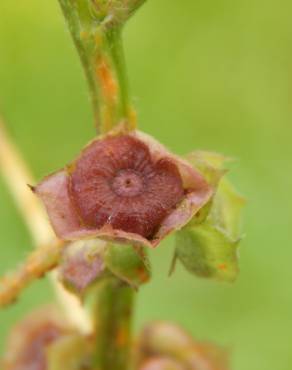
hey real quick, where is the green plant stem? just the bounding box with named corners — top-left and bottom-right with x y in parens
top-left (58, 0), bottom-right (136, 133)
top-left (57, 3), bottom-right (147, 369)
top-left (93, 277), bottom-right (134, 370)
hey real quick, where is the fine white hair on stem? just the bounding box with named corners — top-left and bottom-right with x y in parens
top-left (0, 117), bottom-right (92, 334)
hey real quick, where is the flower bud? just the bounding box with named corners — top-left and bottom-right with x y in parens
top-left (3, 306), bottom-right (92, 370)
top-left (137, 322), bottom-right (194, 360)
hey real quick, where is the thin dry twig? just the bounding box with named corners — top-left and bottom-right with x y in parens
top-left (0, 119), bottom-right (53, 245)
top-left (0, 117), bottom-right (92, 333)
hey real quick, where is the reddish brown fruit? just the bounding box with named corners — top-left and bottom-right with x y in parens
top-left (35, 130), bottom-right (212, 247)
top-left (70, 135), bottom-right (184, 238)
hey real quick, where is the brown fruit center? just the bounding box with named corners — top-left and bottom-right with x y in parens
top-left (70, 135), bottom-right (184, 238)
top-left (111, 169), bottom-right (144, 197)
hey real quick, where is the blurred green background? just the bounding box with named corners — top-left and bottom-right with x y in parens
top-left (0, 1), bottom-right (291, 369)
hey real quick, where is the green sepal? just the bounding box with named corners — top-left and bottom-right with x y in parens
top-left (105, 244), bottom-right (151, 288)
top-left (174, 152), bottom-right (245, 282)
top-left (186, 151), bottom-right (245, 232)
top-left (211, 178), bottom-right (245, 240)
top-left (175, 223), bottom-right (239, 282)
top-left (47, 334), bottom-right (92, 370)
top-left (186, 150), bottom-right (229, 189)
top-left (186, 151), bottom-right (229, 226)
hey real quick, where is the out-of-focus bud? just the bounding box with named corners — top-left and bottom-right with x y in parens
top-left (3, 306), bottom-right (92, 370)
top-left (46, 333), bottom-right (92, 370)
top-left (139, 357), bottom-right (185, 370)
top-left (173, 151), bottom-right (245, 282)
top-left (2, 306), bottom-right (88, 370)
top-left (138, 322), bottom-right (194, 360)
top-left (136, 322), bottom-right (229, 370)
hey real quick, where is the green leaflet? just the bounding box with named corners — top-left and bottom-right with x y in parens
top-left (175, 151), bottom-right (245, 282)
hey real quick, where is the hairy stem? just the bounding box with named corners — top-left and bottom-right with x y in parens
top-left (56, 2), bottom-right (147, 366)
top-left (0, 241), bottom-right (63, 307)
top-left (93, 277), bottom-right (134, 370)
top-left (58, 0), bottom-right (136, 133)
